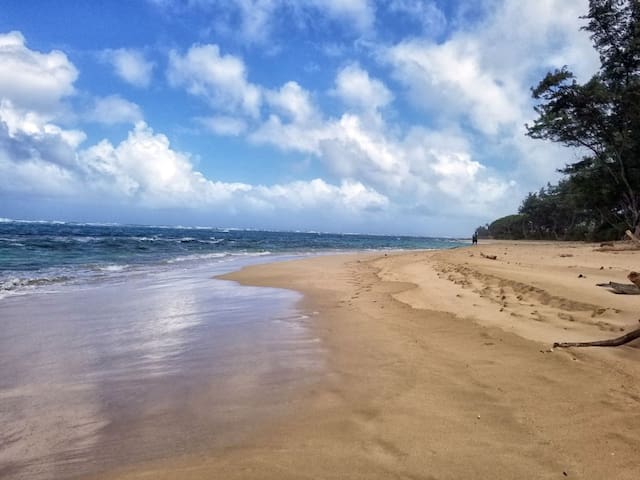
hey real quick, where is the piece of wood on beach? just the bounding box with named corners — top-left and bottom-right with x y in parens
top-left (553, 327), bottom-right (640, 348)
top-left (480, 253), bottom-right (497, 260)
top-left (596, 282), bottom-right (640, 295)
top-left (625, 230), bottom-right (640, 244)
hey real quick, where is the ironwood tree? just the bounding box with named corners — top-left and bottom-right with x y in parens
top-left (526, 0), bottom-right (640, 235)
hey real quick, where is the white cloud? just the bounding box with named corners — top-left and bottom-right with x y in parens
top-left (250, 71), bottom-right (513, 217)
top-left (103, 48), bottom-right (154, 88)
top-left (0, 1), bottom-right (605, 235)
top-left (0, 99), bottom-right (85, 150)
top-left (383, 0), bottom-right (598, 136)
top-left (78, 122), bottom-right (248, 205)
top-left (255, 178), bottom-right (388, 213)
top-left (0, 31), bottom-right (386, 220)
top-left (385, 38), bottom-right (522, 135)
top-left (0, 31), bottom-right (77, 113)
top-left (332, 63), bottom-right (393, 111)
top-left (0, 107), bottom-right (388, 217)
top-left (168, 44), bottom-right (261, 117)
top-left (382, 0), bottom-right (599, 192)
top-left (197, 115), bottom-right (248, 136)
top-left (265, 81), bottom-right (316, 123)
top-left (0, 100), bottom-right (85, 197)
top-left (86, 95), bottom-right (143, 125)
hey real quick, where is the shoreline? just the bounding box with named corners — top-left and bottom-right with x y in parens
top-left (99, 242), bottom-right (640, 479)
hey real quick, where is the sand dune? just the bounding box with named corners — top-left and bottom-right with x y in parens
top-left (99, 242), bottom-right (640, 480)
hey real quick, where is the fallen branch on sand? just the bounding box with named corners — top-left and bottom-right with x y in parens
top-left (596, 282), bottom-right (640, 294)
top-left (553, 327), bottom-right (640, 348)
top-left (595, 273), bottom-right (640, 294)
top-left (480, 253), bottom-right (497, 260)
top-left (555, 271), bottom-right (640, 347)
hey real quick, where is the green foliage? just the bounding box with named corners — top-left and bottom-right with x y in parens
top-left (477, 1), bottom-right (639, 241)
top-left (526, 0), bottom-right (640, 233)
top-left (487, 215), bottom-right (528, 240)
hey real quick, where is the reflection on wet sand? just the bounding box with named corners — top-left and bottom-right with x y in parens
top-left (0, 260), bottom-right (324, 479)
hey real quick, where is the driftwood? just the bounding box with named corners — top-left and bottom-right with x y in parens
top-left (555, 271), bottom-right (640, 347)
top-left (553, 327), bottom-right (640, 348)
top-left (595, 273), bottom-right (640, 294)
top-left (625, 230), bottom-right (640, 244)
top-left (596, 282), bottom-right (640, 294)
top-left (480, 253), bottom-right (497, 260)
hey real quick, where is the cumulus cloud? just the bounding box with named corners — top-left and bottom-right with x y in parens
top-left (102, 48), bottom-right (154, 87)
top-left (383, 0), bottom-right (599, 130)
top-left (385, 38), bottom-right (522, 135)
top-left (0, 31), bottom-right (77, 113)
top-left (250, 67), bottom-right (513, 217)
top-left (78, 122), bottom-right (245, 205)
top-left (382, 0), bottom-right (599, 188)
top-left (168, 44), bottom-right (261, 117)
top-left (1, 106), bottom-right (388, 216)
top-left (0, 100), bottom-right (85, 197)
top-left (255, 178), bottom-right (388, 213)
top-left (0, 0), bottom-right (604, 234)
top-left (86, 95), bottom-right (143, 125)
top-left (78, 122), bottom-right (388, 211)
top-left (0, 31), bottom-right (387, 223)
top-left (332, 64), bottom-right (393, 111)
top-left (265, 81), bottom-right (316, 123)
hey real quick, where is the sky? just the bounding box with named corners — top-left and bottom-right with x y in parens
top-left (0, 0), bottom-right (600, 236)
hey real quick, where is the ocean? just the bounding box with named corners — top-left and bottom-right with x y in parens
top-left (0, 219), bottom-right (464, 299)
top-left (0, 220), bottom-right (464, 479)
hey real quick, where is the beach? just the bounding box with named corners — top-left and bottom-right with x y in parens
top-left (94, 241), bottom-right (640, 479)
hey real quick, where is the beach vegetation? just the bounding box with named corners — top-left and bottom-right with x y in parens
top-left (486, 214), bottom-right (528, 239)
top-left (484, 0), bottom-right (640, 241)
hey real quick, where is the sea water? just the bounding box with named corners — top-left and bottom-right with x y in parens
top-left (0, 219), bottom-right (463, 297)
top-left (0, 220), bottom-right (464, 478)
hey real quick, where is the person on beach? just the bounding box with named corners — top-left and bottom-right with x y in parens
top-left (472, 232), bottom-right (478, 245)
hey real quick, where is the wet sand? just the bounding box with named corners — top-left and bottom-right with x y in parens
top-left (98, 242), bottom-right (640, 479)
top-left (0, 259), bottom-right (323, 479)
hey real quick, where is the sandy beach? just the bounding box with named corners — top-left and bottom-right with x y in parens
top-left (98, 241), bottom-right (640, 479)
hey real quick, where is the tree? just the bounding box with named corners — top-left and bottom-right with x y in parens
top-left (518, 180), bottom-right (595, 240)
top-left (526, 0), bottom-right (640, 233)
top-left (487, 214), bottom-right (527, 239)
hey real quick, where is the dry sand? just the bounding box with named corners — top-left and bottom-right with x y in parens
top-left (98, 241), bottom-right (640, 479)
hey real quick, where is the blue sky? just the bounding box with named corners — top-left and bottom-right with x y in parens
top-left (0, 0), bottom-right (599, 235)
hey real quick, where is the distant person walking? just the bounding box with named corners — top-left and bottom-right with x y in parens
top-left (472, 232), bottom-right (478, 245)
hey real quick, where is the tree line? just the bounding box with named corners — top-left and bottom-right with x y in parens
top-left (479, 0), bottom-right (640, 242)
